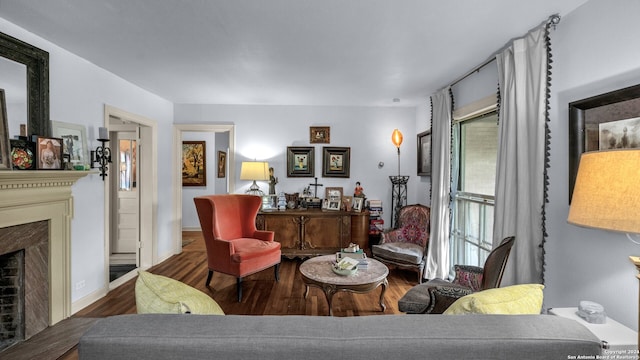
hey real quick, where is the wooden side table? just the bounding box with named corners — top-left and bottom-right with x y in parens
top-left (548, 307), bottom-right (637, 353)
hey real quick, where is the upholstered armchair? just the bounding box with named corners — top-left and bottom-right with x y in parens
top-left (398, 236), bottom-right (515, 314)
top-left (194, 194), bottom-right (282, 302)
top-left (371, 204), bottom-right (430, 283)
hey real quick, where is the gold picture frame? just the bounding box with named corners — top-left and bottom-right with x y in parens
top-left (310, 126), bottom-right (330, 144)
top-left (182, 141), bottom-right (207, 186)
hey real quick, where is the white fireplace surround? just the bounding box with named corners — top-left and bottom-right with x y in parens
top-left (0, 170), bottom-right (88, 326)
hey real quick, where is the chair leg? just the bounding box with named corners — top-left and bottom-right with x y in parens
top-left (236, 277), bottom-right (243, 302)
top-left (274, 263), bottom-right (280, 282)
top-left (205, 270), bottom-right (214, 287)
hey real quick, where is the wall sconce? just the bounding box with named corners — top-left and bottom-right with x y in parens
top-left (240, 161), bottom-right (270, 196)
top-left (90, 127), bottom-right (112, 181)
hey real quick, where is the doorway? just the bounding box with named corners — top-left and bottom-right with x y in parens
top-left (172, 124), bottom-right (235, 251)
top-left (104, 105), bottom-right (157, 289)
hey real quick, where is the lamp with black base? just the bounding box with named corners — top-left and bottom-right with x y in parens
top-left (389, 128), bottom-right (409, 228)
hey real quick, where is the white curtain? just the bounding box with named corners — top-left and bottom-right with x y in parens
top-left (494, 25), bottom-right (549, 285)
top-left (425, 87), bottom-right (452, 280)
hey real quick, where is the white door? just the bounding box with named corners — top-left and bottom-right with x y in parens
top-left (110, 129), bottom-right (140, 266)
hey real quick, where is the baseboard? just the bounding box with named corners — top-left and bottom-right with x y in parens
top-left (182, 227), bottom-right (201, 232)
top-left (72, 286), bottom-right (108, 315)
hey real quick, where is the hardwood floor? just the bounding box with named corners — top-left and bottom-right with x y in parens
top-left (56, 231), bottom-right (417, 359)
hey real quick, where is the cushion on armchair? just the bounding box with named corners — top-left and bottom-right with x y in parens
top-left (135, 271), bottom-right (225, 315)
top-left (371, 242), bottom-right (424, 265)
top-left (444, 284), bottom-right (544, 315)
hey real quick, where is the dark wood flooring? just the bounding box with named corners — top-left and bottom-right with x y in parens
top-left (14, 231), bottom-right (417, 359)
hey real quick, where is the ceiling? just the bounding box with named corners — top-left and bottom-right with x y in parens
top-left (0, 0), bottom-right (589, 107)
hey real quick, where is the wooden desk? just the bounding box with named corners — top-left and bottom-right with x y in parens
top-left (257, 209), bottom-right (369, 258)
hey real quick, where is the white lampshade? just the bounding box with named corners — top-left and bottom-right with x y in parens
top-left (240, 161), bottom-right (269, 181)
top-left (568, 149), bottom-right (640, 234)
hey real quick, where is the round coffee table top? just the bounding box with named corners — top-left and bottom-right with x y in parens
top-left (299, 254), bottom-right (388, 285)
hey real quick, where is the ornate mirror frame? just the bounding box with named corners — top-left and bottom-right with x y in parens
top-left (0, 31), bottom-right (50, 137)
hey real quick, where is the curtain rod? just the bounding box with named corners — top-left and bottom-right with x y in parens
top-left (447, 14), bottom-right (561, 89)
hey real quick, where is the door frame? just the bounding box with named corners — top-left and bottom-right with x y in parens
top-left (172, 124), bottom-right (235, 252)
top-left (104, 105), bottom-right (158, 289)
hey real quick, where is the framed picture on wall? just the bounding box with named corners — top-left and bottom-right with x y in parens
top-left (417, 130), bottom-right (431, 176)
top-left (217, 150), bottom-right (226, 178)
top-left (287, 146), bottom-right (314, 177)
top-left (182, 141), bottom-right (207, 186)
top-left (310, 126), bottom-right (330, 143)
top-left (322, 147), bottom-right (350, 178)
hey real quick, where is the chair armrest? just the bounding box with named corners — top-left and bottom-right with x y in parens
top-left (427, 285), bottom-right (474, 314)
top-left (253, 230), bottom-right (275, 242)
top-left (452, 265), bottom-right (483, 291)
top-left (210, 238), bottom-right (235, 256)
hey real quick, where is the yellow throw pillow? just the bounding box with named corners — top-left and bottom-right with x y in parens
top-left (135, 271), bottom-right (224, 315)
top-left (444, 284), bottom-right (544, 315)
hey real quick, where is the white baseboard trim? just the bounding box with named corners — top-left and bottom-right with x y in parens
top-left (182, 227), bottom-right (201, 232)
top-left (72, 287), bottom-right (108, 315)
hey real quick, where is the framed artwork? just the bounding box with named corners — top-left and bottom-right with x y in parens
top-left (325, 186), bottom-right (343, 201)
top-left (327, 199), bottom-right (341, 211)
top-left (287, 146), bottom-right (314, 177)
top-left (9, 139), bottom-right (35, 170)
top-left (322, 147), bottom-right (350, 178)
top-left (352, 197), bottom-right (364, 212)
top-left (0, 89), bottom-right (10, 170)
top-left (417, 130), bottom-right (431, 176)
top-left (35, 136), bottom-right (64, 169)
top-left (310, 126), bottom-right (330, 144)
top-left (568, 83), bottom-right (640, 202)
top-left (182, 141), bottom-right (207, 186)
top-left (51, 120), bottom-right (89, 167)
top-left (342, 195), bottom-right (353, 211)
top-left (217, 150), bottom-right (226, 178)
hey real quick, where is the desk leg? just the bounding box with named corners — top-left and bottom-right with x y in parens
top-left (379, 278), bottom-right (388, 312)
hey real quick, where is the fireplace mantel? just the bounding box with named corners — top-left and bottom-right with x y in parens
top-left (0, 170), bottom-right (90, 327)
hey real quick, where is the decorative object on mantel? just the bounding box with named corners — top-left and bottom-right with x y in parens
top-left (52, 120), bottom-right (89, 170)
top-left (0, 89), bottom-right (11, 171)
top-left (389, 129), bottom-right (409, 228)
top-left (35, 136), bottom-right (64, 170)
top-left (240, 160), bottom-right (269, 195)
top-left (309, 126), bottom-right (330, 144)
top-left (9, 138), bottom-right (35, 170)
top-left (567, 149), bottom-right (640, 344)
top-left (90, 127), bottom-right (112, 180)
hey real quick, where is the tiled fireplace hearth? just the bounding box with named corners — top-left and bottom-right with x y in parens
top-left (0, 171), bottom-right (88, 348)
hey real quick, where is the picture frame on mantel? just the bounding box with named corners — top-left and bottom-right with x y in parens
top-left (568, 83), bottom-right (640, 203)
top-left (417, 130), bottom-right (431, 176)
top-left (322, 146), bottom-right (350, 178)
top-left (0, 89), bottom-right (11, 170)
top-left (51, 120), bottom-right (89, 168)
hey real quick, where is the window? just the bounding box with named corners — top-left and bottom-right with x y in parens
top-left (450, 111), bottom-right (498, 268)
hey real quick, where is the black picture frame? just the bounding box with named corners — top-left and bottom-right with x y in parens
top-left (322, 146), bottom-right (350, 178)
top-left (568, 83), bottom-right (640, 203)
top-left (417, 130), bottom-right (431, 176)
top-left (287, 146), bottom-right (314, 177)
top-left (9, 138), bottom-right (35, 170)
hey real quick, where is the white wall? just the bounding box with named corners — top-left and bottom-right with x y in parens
top-left (174, 104), bottom-right (419, 226)
top-left (545, 0), bottom-right (640, 330)
top-left (0, 18), bottom-right (175, 305)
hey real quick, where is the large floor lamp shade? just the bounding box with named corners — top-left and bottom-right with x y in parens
top-left (240, 161), bottom-right (270, 196)
top-left (567, 149), bottom-right (640, 349)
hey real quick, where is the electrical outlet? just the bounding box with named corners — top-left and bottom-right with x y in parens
top-left (75, 280), bottom-right (85, 290)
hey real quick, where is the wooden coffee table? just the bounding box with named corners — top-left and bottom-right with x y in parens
top-left (299, 254), bottom-right (389, 316)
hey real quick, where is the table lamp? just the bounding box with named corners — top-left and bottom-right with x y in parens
top-left (567, 149), bottom-right (640, 348)
top-left (240, 161), bottom-right (269, 196)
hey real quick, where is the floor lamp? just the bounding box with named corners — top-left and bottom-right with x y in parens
top-left (567, 149), bottom-right (640, 349)
top-left (389, 129), bottom-right (409, 228)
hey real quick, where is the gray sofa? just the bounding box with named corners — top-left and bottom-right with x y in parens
top-left (79, 313), bottom-right (602, 359)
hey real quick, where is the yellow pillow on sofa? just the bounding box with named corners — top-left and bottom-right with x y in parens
top-left (135, 271), bottom-right (224, 315)
top-left (444, 284), bottom-right (544, 315)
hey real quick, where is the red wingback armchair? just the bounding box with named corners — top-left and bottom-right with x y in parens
top-left (194, 194), bottom-right (281, 302)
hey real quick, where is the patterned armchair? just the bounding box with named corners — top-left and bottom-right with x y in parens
top-left (398, 236), bottom-right (515, 314)
top-left (371, 204), bottom-right (430, 283)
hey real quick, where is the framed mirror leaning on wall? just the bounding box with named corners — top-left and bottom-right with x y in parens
top-left (0, 31), bottom-right (49, 139)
